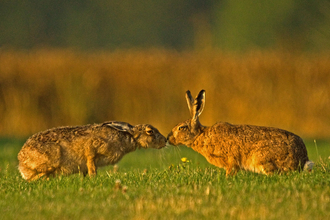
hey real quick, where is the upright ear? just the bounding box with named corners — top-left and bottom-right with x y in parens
top-left (103, 121), bottom-right (134, 135)
top-left (192, 90), bottom-right (206, 121)
top-left (185, 90), bottom-right (194, 117)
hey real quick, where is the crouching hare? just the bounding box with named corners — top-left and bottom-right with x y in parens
top-left (18, 121), bottom-right (166, 181)
top-left (167, 90), bottom-right (313, 176)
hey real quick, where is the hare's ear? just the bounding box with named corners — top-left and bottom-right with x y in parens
top-left (103, 121), bottom-right (134, 135)
top-left (192, 90), bottom-right (205, 121)
top-left (186, 90), bottom-right (194, 117)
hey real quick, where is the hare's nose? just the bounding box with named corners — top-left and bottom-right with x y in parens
top-left (166, 132), bottom-right (172, 141)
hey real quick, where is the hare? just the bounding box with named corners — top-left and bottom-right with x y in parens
top-left (18, 121), bottom-right (166, 181)
top-left (167, 90), bottom-right (313, 176)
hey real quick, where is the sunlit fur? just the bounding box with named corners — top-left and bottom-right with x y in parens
top-left (167, 90), bottom-right (312, 176)
top-left (18, 121), bottom-right (166, 181)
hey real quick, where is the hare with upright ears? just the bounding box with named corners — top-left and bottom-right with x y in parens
top-left (167, 90), bottom-right (313, 176)
top-left (18, 121), bottom-right (166, 181)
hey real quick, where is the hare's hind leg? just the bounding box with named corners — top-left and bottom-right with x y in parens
top-left (18, 143), bottom-right (61, 181)
top-left (18, 163), bottom-right (48, 181)
top-left (259, 162), bottom-right (277, 175)
top-left (244, 153), bottom-right (277, 175)
top-left (18, 163), bottom-right (38, 181)
top-left (251, 159), bottom-right (277, 175)
top-left (19, 162), bottom-right (57, 181)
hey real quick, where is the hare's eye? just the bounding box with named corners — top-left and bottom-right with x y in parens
top-left (178, 125), bottom-right (188, 131)
top-left (146, 129), bottom-right (154, 135)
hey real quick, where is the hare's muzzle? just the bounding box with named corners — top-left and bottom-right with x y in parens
top-left (156, 138), bottom-right (166, 149)
top-left (166, 132), bottom-right (176, 146)
top-left (166, 132), bottom-right (172, 140)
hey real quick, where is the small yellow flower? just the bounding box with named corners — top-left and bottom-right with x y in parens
top-left (181, 157), bottom-right (188, 163)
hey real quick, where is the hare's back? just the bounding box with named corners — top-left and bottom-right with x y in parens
top-left (19, 125), bottom-right (93, 155)
top-left (209, 122), bottom-right (307, 153)
top-left (29, 125), bottom-right (93, 143)
top-left (205, 122), bottom-right (308, 169)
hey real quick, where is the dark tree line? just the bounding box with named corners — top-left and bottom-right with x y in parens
top-left (0, 0), bottom-right (329, 51)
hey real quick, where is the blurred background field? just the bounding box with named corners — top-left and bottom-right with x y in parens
top-left (1, 49), bottom-right (330, 139)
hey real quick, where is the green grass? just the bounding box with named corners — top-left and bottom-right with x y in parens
top-left (0, 139), bottom-right (329, 220)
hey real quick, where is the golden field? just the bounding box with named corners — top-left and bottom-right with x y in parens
top-left (0, 48), bottom-right (330, 138)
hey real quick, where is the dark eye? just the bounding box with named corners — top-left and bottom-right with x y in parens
top-left (178, 125), bottom-right (188, 131)
top-left (146, 128), bottom-right (154, 135)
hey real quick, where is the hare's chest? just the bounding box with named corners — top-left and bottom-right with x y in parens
top-left (95, 154), bottom-right (120, 166)
top-left (95, 142), bottom-right (135, 166)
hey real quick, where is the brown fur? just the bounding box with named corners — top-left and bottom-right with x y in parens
top-left (18, 121), bottom-right (166, 181)
top-left (167, 90), bottom-right (311, 176)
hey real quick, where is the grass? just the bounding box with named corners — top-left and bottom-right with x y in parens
top-left (0, 139), bottom-right (329, 219)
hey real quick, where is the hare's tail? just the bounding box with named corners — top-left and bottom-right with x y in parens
top-left (303, 161), bottom-right (314, 172)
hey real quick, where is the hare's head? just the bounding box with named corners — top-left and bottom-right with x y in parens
top-left (167, 90), bottom-right (205, 147)
top-left (105, 121), bottom-right (166, 149)
top-left (133, 124), bottom-right (167, 149)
